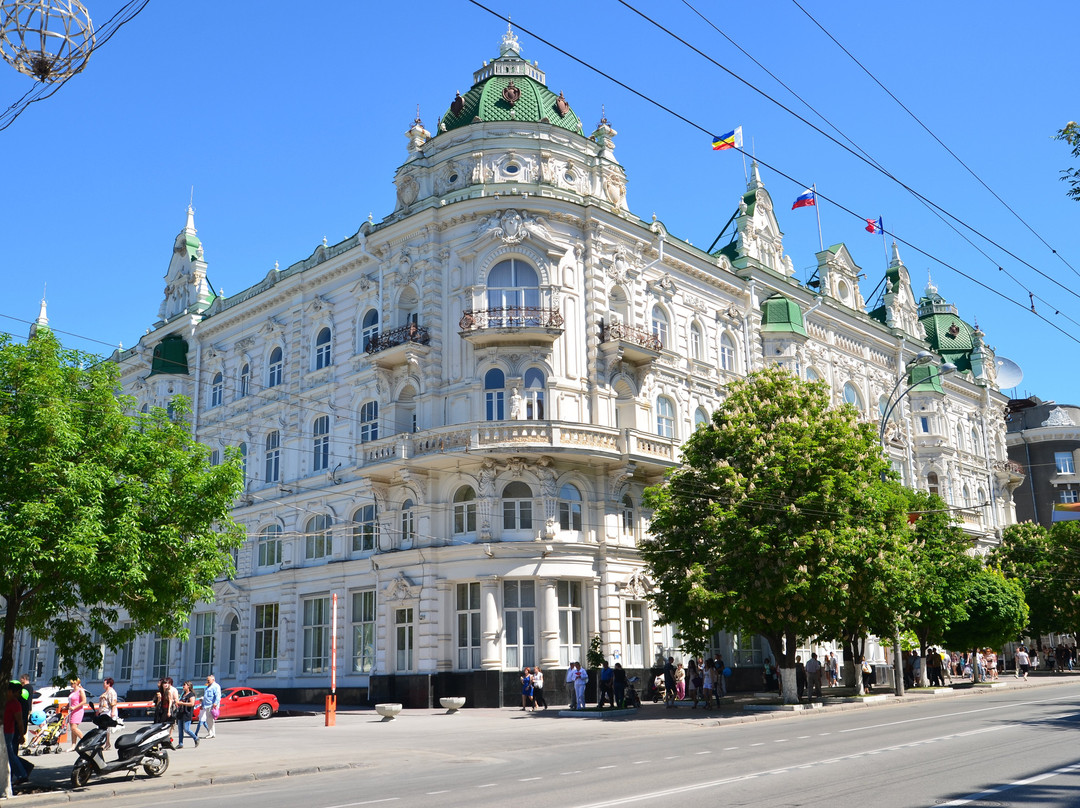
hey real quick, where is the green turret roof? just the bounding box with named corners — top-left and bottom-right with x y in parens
top-left (917, 279), bottom-right (974, 373)
top-left (760, 294), bottom-right (807, 337)
top-left (438, 25), bottom-right (581, 135)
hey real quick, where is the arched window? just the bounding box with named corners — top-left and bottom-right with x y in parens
top-left (487, 259), bottom-right (540, 325)
top-left (805, 367), bottom-right (819, 382)
top-left (977, 487), bottom-right (987, 507)
top-left (239, 363), bottom-right (250, 397)
top-left (210, 372), bottom-right (223, 408)
top-left (559, 484), bottom-right (583, 531)
top-left (843, 382), bottom-right (862, 410)
top-left (879, 395), bottom-right (891, 419)
top-left (656, 396), bottom-right (675, 439)
top-left (719, 333), bottom-right (736, 371)
top-left (361, 309), bottom-right (380, 352)
top-left (694, 407), bottom-right (710, 429)
top-left (268, 347), bottom-right (283, 388)
top-left (621, 494), bottom-right (635, 534)
top-left (485, 368), bottom-right (505, 421)
top-left (313, 415), bottom-right (330, 471)
top-left (238, 442), bottom-right (247, 486)
top-left (257, 524), bottom-right (282, 567)
top-left (359, 401), bottom-right (379, 442)
top-left (453, 486), bottom-right (477, 534)
top-left (305, 514), bottom-right (332, 559)
top-left (971, 427), bottom-right (980, 452)
top-left (690, 322), bottom-right (703, 361)
top-left (264, 431), bottom-right (281, 483)
top-left (227, 615), bottom-right (239, 676)
top-left (927, 472), bottom-right (940, 496)
top-left (651, 306), bottom-right (669, 346)
top-left (962, 484), bottom-right (973, 507)
top-left (523, 368), bottom-right (545, 420)
top-left (400, 499), bottom-right (415, 545)
top-left (353, 504), bottom-right (378, 552)
top-left (315, 327), bottom-right (332, 369)
top-left (502, 481), bottom-right (533, 530)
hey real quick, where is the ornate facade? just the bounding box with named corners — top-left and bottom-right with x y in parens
top-left (8, 27), bottom-right (1020, 703)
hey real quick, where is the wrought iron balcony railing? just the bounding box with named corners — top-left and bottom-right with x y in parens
top-left (365, 323), bottom-right (430, 355)
top-left (459, 307), bottom-right (564, 331)
top-left (601, 322), bottom-right (663, 352)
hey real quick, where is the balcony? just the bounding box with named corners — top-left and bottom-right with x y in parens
top-left (459, 307), bottom-right (564, 347)
top-left (992, 458), bottom-right (1026, 492)
top-left (600, 322), bottom-right (662, 364)
top-left (365, 323), bottom-right (431, 369)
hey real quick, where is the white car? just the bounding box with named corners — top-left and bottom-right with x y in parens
top-left (32, 687), bottom-right (96, 721)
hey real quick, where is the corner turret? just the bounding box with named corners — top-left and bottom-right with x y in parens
top-left (157, 204), bottom-right (215, 323)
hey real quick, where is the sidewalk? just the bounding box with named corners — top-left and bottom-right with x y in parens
top-left (7, 671), bottom-right (1079, 804)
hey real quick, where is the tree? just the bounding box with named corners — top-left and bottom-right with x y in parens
top-left (991, 520), bottom-right (1080, 639)
top-left (1054, 121), bottom-right (1080, 202)
top-left (641, 366), bottom-right (910, 703)
top-left (941, 568), bottom-right (1028, 682)
top-left (902, 489), bottom-right (982, 684)
top-left (0, 332), bottom-right (244, 692)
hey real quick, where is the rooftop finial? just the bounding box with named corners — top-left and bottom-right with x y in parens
top-left (500, 19), bottom-right (521, 57)
top-left (925, 270), bottom-right (937, 296)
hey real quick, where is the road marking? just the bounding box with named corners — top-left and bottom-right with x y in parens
top-left (477, 784), bottom-right (497, 788)
top-left (324, 800), bottom-right (400, 808)
top-left (426, 791), bottom-right (449, 795)
top-left (750, 742), bottom-right (765, 746)
top-left (723, 747), bottom-right (738, 751)
top-left (561, 770), bottom-right (583, 775)
top-left (939, 761), bottom-right (1080, 806)
top-left (597, 765), bottom-right (617, 770)
top-left (695, 751), bottom-right (711, 755)
top-left (838, 692), bottom-right (1080, 734)
top-left (632, 760), bottom-right (650, 764)
top-left (664, 755), bottom-right (680, 759)
top-left (797, 735), bottom-right (810, 739)
top-left (774, 739), bottom-right (788, 743)
top-left (574, 727), bottom-right (1009, 807)
top-left (519, 777), bottom-right (542, 781)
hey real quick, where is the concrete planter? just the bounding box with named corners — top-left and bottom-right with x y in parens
top-left (440, 697), bottom-right (466, 713)
top-left (375, 703), bottom-right (403, 721)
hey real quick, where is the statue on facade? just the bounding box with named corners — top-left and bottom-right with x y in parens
top-left (509, 388), bottom-right (525, 420)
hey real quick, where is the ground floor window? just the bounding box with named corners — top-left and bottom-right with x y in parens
top-left (253, 603), bottom-right (279, 675)
top-left (558, 580), bottom-right (582, 667)
top-left (733, 632), bottom-right (764, 666)
top-left (396, 608), bottom-right (414, 672)
top-left (352, 590), bottom-right (376, 673)
top-left (303, 596), bottom-right (331, 673)
top-left (504, 580), bottom-right (535, 669)
top-left (193, 613), bottom-right (215, 678)
top-left (457, 583), bottom-right (481, 670)
top-left (150, 635), bottom-right (170, 679)
top-left (117, 626), bottom-right (133, 681)
top-left (625, 602), bottom-right (645, 668)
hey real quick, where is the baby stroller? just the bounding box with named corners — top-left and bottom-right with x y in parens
top-left (21, 708), bottom-right (69, 756)
top-left (625, 676), bottom-right (643, 708)
top-left (649, 674), bottom-right (666, 703)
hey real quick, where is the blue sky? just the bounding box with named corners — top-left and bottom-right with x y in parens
top-left (3, 1), bottom-right (1078, 403)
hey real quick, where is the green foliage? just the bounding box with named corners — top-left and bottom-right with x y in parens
top-left (941, 568), bottom-right (1029, 652)
top-left (641, 366), bottom-right (911, 688)
top-left (0, 332), bottom-right (244, 686)
top-left (1054, 121), bottom-right (1080, 202)
top-left (586, 634), bottom-right (605, 669)
top-left (991, 520), bottom-right (1080, 637)
top-left (902, 489), bottom-right (982, 650)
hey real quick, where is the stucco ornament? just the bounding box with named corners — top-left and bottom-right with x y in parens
top-left (476, 209), bottom-right (550, 245)
top-left (1042, 407), bottom-right (1076, 427)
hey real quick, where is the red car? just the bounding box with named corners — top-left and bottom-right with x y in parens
top-left (193, 687), bottom-right (279, 721)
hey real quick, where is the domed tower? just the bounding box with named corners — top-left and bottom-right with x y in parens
top-left (388, 24), bottom-right (630, 218)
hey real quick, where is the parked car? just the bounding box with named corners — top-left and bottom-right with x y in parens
top-left (32, 687), bottom-right (97, 721)
top-left (192, 686), bottom-right (279, 721)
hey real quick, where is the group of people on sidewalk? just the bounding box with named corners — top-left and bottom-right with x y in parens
top-left (519, 666), bottom-right (548, 711)
top-left (152, 673), bottom-right (222, 748)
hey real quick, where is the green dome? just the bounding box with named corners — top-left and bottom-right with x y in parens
top-left (760, 295), bottom-right (807, 337)
top-left (438, 26), bottom-right (581, 135)
top-left (917, 281), bottom-right (974, 373)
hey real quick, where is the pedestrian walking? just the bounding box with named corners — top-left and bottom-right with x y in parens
top-left (5, 681), bottom-right (29, 785)
top-left (598, 660), bottom-right (615, 708)
top-left (67, 677), bottom-right (88, 751)
top-left (805, 652), bottom-right (822, 698)
top-left (663, 657), bottom-right (677, 708)
top-left (687, 658), bottom-right (700, 707)
top-left (613, 663), bottom-right (627, 708)
top-left (532, 667), bottom-right (547, 710)
top-left (520, 667), bottom-right (535, 711)
top-left (674, 663), bottom-right (686, 701)
top-left (1015, 646), bottom-right (1030, 679)
top-left (152, 678), bottom-right (176, 727)
top-left (701, 660), bottom-right (715, 709)
top-left (571, 662), bottom-right (588, 708)
top-left (198, 674), bottom-right (222, 738)
top-left (98, 678), bottom-right (118, 749)
top-left (565, 665), bottom-right (578, 709)
top-left (176, 681), bottom-right (200, 747)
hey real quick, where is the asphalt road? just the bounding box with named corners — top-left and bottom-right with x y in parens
top-left (13, 681), bottom-right (1080, 807)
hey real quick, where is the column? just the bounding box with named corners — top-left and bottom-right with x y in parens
top-left (481, 576), bottom-right (501, 669)
top-left (540, 579), bottom-right (559, 667)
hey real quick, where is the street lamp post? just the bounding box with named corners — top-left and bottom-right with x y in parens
top-left (879, 352), bottom-right (956, 697)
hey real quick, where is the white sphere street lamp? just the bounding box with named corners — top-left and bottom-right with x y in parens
top-left (0, 0), bottom-right (95, 83)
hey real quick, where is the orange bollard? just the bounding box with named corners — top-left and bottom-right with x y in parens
top-left (324, 693), bottom-right (336, 726)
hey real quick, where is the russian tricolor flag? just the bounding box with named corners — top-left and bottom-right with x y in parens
top-left (792, 189), bottom-right (816, 209)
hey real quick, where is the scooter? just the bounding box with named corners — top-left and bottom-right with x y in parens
top-left (70, 713), bottom-right (172, 788)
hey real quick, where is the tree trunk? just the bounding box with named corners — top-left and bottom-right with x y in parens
top-left (971, 647), bottom-right (981, 683)
top-left (842, 637), bottom-right (863, 694)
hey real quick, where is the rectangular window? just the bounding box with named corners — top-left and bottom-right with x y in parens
top-left (503, 499), bottom-right (533, 530)
top-left (486, 390), bottom-right (505, 421)
top-left (733, 632), bottom-right (764, 666)
top-left (625, 602), bottom-right (645, 668)
top-left (557, 580), bottom-right (582, 667)
top-left (919, 416), bottom-right (930, 434)
top-left (253, 603), bottom-right (279, 675)
top-left (258, 526), bottom-right (283, 567)
top-left (150, 635), bottom-right (170, 679)
top-left (313, 415), bottom-right (330, 472)
top-left (353, 504), bottom-right (378, 552)
top-left (118, 625), bottom-right (133, 681)
top-left (265, 432), bottom-right (281, 483)
top-left (395, 608), bottom-right (414, 672)
top-left (504, 580), bottom-right (535, 669)
top-left (91, 631), bottom-right (105, 680)
top-left (456, 583), bottom-right (482, 670)
top-left (1055, 452), bottom-right (1075, 474)
top-left (352, 590), bottom-right (376, 673)
top-left (559, 500), bottom-right (582, 532)
top-left (1061, 488), bottom-right (1079, 504)
top-left (302, 596), bottom-right (331, 674)
top-left (306, 515), bottom-right (332, 560)
top-left (193, 612), bottom-right (216, 678)
top-left (454, 500), bottom-right (476, 534)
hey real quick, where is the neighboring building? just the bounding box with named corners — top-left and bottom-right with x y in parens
top-left (5, 27), bottom-right (1022, 704)
top-left (1006, 397), bottom-right (1080, 527)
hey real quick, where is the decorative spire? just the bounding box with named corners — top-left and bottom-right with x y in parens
top-left (749, 160), bottom-right (763, 189)
top-left (184, 202), bottom-right (196, 235)
top-left (925, 270), bottom-right (937, 297)
top-left (29, 287), bottom-right (49, 339)
top-left (500, 19), bottom-right (521, 57)
top-left (890, 241), bottom-right (902, 266)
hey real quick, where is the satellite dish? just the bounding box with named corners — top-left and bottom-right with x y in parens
top-left (996, 356), bottom-right (1024, 390)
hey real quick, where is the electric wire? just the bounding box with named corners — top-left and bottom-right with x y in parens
top-left (463, 1), bottom-right (1080, 346)
top-left (787, 0), bottom-right (1080, 280)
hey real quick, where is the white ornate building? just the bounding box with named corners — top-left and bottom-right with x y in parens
top-left (9, 27), bottom-right (1021, 703)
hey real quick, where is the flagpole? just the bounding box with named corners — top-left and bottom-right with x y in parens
top-left (880, 219), bottom-right (889, 269)
top-left (813, 183), bottom-right (823, 252)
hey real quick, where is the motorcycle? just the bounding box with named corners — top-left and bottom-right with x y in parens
top-left (70, 713), bottom-right (172, 788)
top-left (625, 676), bottom-right (643, 708)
